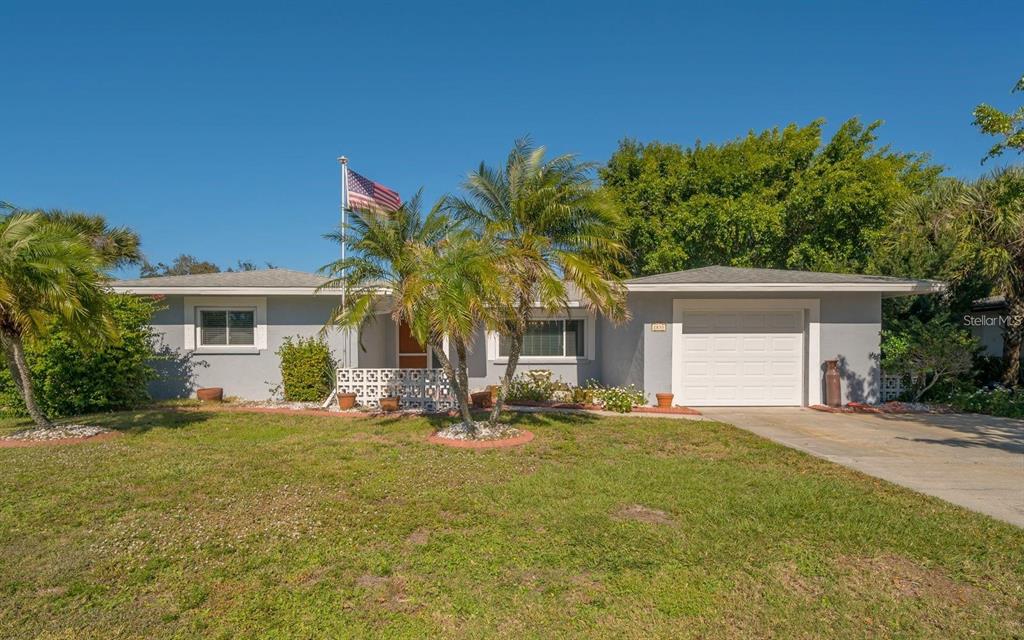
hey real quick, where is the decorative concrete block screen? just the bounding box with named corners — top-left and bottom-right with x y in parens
top-left (880, 374), bottom-right (904, 402)
top-left (336, 368), bottom-right (456, 411)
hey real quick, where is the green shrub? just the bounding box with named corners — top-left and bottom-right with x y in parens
top-left (568, 385), bottom-right (594, 405)
top-left (0, 294), bottom-right (159, 418)
top-left (880, 317), bottom-right (978, 401)
top-left (587, 381), bottom-right (646, 413)
top-left (506, 369), bottom-right (563, 403)
top-left (276, 336), bottom-right (335, 402)
top-left (948, 386), bottom-right (1024, 418)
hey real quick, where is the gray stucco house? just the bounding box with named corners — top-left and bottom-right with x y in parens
top-left (112, 266), bottom-right (940, 407)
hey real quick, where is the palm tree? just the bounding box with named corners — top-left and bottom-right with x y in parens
top-left (34, 209), bottom-right (142, 269)
top-left (882, 169), bottom-right (1024, 386)
top-left (447, 139), bottom-right (629, 423)
top-left (0, 211), bottom-right (116, 428)
top-left (957, 167), bottom-right (1024, 385)
top-left (319, 193), bottom-right (502, 430)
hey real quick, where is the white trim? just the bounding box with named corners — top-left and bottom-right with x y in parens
top-left (486, 309), bottom-right (596, 363)
top-left (184, 296), bottom-right (268, 351)
top-left (628, 282), bottom-right (941, 294)
top-left (671, 298), bottom-right (821, 406)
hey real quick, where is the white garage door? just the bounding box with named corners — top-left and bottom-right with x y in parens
top-left (678, 308), bottom-right (804, 406)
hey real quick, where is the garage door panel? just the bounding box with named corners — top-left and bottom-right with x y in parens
top-left (679, 308), bottom-right (803, 406)
top-left (683, 336), bottom-right (710, 352)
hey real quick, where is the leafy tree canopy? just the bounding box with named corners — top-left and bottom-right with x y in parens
top-left (141, 255), bottom-right (276, 277)
top-left (973, 74), bottom-right (1024, 162)
top-left (600, 118), bottom-right (942, 276)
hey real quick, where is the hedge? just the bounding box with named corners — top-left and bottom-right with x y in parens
top-left (0, 294), bottom-right (160, 418)
top-left (276, 336), bottom-right (335, 402)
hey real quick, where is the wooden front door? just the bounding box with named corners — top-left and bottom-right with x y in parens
top-left (398, 320), bottom-right (429, 368)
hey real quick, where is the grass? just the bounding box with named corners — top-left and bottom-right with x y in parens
top-left (1, 408), bottom-right (1022, 639)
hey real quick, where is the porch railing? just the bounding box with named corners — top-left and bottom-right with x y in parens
top-left (336, 368), bottom-right (456, 411)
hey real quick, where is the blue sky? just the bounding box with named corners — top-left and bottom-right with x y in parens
top-left (2, 1), bottom-right (1021, 278)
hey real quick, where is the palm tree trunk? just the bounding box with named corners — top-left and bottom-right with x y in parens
top-left (488, 331), bottom-right (523, 424)
top-left (3, 333), bottom-right (54, 429)
top-left (1002, 295), bottom-right (1024, 387)
top-left (431, 341), bottom-right (475, 430)
top-left (1, 337), bottom-right (25, 400)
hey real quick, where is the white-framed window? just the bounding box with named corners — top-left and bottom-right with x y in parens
top-left (184, 296), bottom-right (268, 352)
top-left (498, 319), bottom-right (585, 358)
top-left (487, 310), bottom-right (595, 363)
top-left (198, 308), bottom-right (256, 347)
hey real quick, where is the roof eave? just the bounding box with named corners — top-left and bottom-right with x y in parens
top-left (110, 286), bottom-right (337, 296)
top-left (109, 285), bottom-right (391, 296)
top-left (626, 282), bottom-right (944, 294)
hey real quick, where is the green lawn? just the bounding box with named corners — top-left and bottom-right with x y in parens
top-left (1, 409), bottom-right (1022, 639)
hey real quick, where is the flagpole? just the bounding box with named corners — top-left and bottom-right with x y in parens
top-left (338, 156), bottom-right (350, 369)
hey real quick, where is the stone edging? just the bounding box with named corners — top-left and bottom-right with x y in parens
top-left (427, 430), bottom-right (535, 449)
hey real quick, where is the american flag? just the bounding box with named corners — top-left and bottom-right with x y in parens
top-left (346, 168), bottom-right (401, 212)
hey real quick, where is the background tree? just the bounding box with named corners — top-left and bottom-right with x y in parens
top-left (448, 139), bottom-right (628, 424)
top-left (141, 255), bottom-right (277, 277)
top-left (973, 73), bottom-right (1024, 162)
top-left (141, 254), bottom-right (221, 277)
top-left (880, 317), bottom-right (978, 401)
top-left (957, 168), bottom-right (1024, 385)
top-left (873, 169), bottom-right (1024, 387)
top-left (600, 118), bottom-right (940, 276)
top-left (227, 260), bottom-right (278, 272)
top-left (0, 211), bottom-right (116, 428)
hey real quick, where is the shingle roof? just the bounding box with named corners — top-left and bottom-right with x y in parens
top-left (625, 265), bottom-right (933, 286)
top-left (111, 268), bottom-right (331, 289)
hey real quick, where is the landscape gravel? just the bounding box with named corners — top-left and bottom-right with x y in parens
top-left (434, 421), bottom-right (521, 441)
top-left (3, 424), bottom-right (110, 441)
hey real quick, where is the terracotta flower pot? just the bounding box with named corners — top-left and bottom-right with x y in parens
top-left (197, 387), bottom-right (223, 402)
top-left (655, 392), bottom-right (674, 409)
top-left (379, 396), bottom-right (400, 412)
top-left (337, 392), bottom-right (357, 410)
top-left (471, 390), bottom-right (493, 409)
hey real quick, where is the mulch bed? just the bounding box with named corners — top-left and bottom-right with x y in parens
top-left (507, 400), bottom-right (700, 415)
top-left (427, 430), bottom-right (535, 449)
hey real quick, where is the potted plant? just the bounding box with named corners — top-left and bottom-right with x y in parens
top-left (379, 396), bottom-right (400, 412)
top-left (197, 387), bottom-right (223, 402)
top-left (655, 392), bottom-right (673, 409)
top-left (337, 392), bottom-right (357, 410)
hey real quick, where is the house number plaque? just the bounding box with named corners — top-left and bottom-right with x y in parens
top-left (651, 322), bottom-right (667, 332)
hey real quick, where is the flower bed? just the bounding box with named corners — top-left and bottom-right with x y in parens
top-left (507, 399), bottom-right (700, 415)
top-left (809, 402), bottom-right (954, 415)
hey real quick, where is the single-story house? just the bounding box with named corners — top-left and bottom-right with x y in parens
top-left (111, 266), bottom-right (940, 407)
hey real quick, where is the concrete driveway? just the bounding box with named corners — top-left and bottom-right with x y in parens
top-left (701, 407), bottom-right (1024, 527)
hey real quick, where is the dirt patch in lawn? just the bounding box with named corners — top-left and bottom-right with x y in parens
top-left (615, 504), bottom-right (673, 525)
top-left (405, 528), bottom-right (430, 546)
top-left (775, 562), bottom-right (825, 599)
top-left (837, 553), bottom-right (982, 601)
top-left (357, 574), bottom-right (417, 612)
